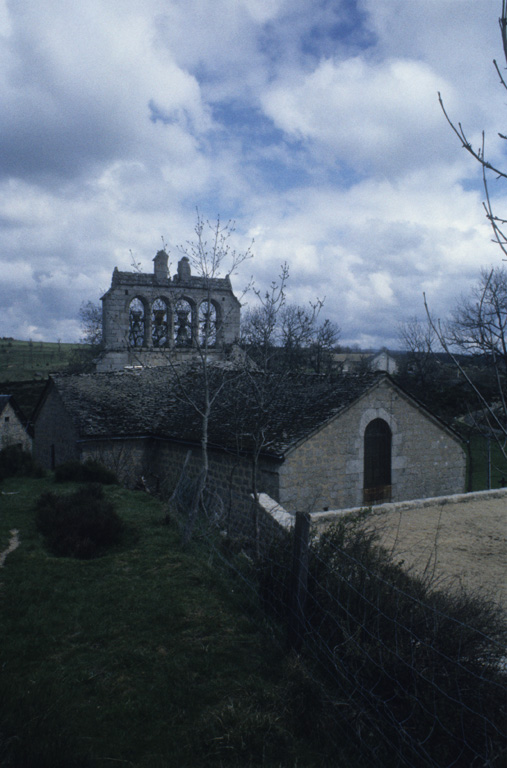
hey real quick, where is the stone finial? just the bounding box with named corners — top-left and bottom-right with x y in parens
top-left (153, 250), bottom-right (169, 279)
top-left (176, 256), bottom-right (191, 282)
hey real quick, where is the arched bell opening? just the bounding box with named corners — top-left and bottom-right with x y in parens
top-left (151, 298), bottom-right (170, 348)
top-left (174, 298), bottom-right (194, 346)
top-left (128, 297), bottom-right (146, 347)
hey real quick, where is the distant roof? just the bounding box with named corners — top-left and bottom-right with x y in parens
top-left (0, 394), bottom-right (11, 414)
top-left (44, 367), bottom-right (387, 458)
top-left (0, 393), bottom-right (27, 424)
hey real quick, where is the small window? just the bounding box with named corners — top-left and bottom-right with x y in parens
top-left (4, 416), bottom-right (9, 423)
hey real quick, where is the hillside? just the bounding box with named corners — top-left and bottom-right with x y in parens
top-left (0, 339), bottom-right (95, 423)
top-left (0, 338), bottom-right (85, 383)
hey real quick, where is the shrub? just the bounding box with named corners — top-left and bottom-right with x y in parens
top-left (54, 459), bottom-right (117, 485)
top-left (258, 514), bottom-right (507, 767)
top-left (35, 484), bottom-right (123, 559)
top-left (0, 444), bottom-right (45, 481)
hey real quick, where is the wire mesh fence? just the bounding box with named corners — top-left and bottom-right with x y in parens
top-left (172, 473), bottom-right (507, 768)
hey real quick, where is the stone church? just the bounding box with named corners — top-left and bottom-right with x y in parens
top-left (96, 250), bottom-right (241, 371)
top-left (32, 251), bottom-right (467, 521)
top-left (33, 367), bottom-right (467, 519)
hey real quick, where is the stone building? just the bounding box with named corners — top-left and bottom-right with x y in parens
top-left (0, 394), bottom-right (32, 452)
top-left (33, 367), bottom-right (466, 521)
top-left (97, 251), bottom-right (241, 371)
top-left (332, 349), bottom-right (399, 375)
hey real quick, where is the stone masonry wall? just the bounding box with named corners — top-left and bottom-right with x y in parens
top-left (80, 436), bottom-right (279, 539)
top-left (0, 402), bottom-right (32, 452)
top-left (277, 379), bottom-right (466, 513)
top-left (150, 441), bottom-right (279, 537)
top-left (33, 387), bottom-right (80, 469)
top-left (98, 255), bottom-right (241, 372)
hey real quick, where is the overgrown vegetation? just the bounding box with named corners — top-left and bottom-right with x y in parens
top-left (0, 476), bottom-right (364, 767)
top-left (0, 444), bottom-right (44, 483)
top-left (259, 513), bottom-right (507, 767)
top-left (54, 458), bottom-right (118, 485)
top-left (35, 483), bottom-right (124, 559)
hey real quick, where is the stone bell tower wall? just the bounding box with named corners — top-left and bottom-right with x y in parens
top-left (97, 252), bottom-right (241, 371)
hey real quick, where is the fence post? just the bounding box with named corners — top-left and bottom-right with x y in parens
top-left (288, 511), bottom-right (311, 651)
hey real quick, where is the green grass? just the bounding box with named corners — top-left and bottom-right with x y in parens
top-left (0, 477), bottom-right (357, 768)
top-left (0, 339), bottom-right (84, 382)
top-left (468, 434), bottom-right (507, 491)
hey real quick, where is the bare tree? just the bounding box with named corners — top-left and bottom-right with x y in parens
top-left (424, 287), bottom-right (507, 462)
top-left (430, 4), bottom-right (507, 466)
top-left (67, 300), bottom-right (105, 373)
top-left (397, 316), bottom-right (440, 389)
top-left (240, 262), bottom-right (289, 370)
top-left (279, 300), bottom-right (324, 370)
top-left (450, 267), bottom-right (507, 373)
top-left (241, 263), bottom-right (338, 373)
top-left (308, 318), bottom-right (341, 374)
top-left (439, 2), bottom-right (507, 257)
top-left (173, 213), bottom-right (253, 544)
top-left (79, 300), bottom-right (103, 347)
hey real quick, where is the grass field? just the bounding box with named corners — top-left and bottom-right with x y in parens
top-left (0, 476), bottom-right (360, 768)
top-left (0, 339), bottom-right (84, 383)
top-left (468, 433), bottom-right (507, 491)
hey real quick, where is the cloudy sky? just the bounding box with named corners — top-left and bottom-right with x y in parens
top-left (0, 0), bottom-right (505, 347)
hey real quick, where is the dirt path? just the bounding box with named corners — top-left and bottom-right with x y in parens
top-left (0, 529), bottom-right (20, 567)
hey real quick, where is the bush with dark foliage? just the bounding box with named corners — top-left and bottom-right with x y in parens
top-left (0, 444), bottom-right (45, 482)
top-left (35, 484), bottom-right (123, 559)
top-left (259, 513), bottom-right (507, 767)
top-left (54, 459), bottom-right (117, 485)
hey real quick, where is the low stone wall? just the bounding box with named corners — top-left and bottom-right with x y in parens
top-left (310, 487), bottom-right (507, 529)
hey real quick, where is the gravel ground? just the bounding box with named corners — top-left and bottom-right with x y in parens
top-left (313, 489), bottom-right (507, 612)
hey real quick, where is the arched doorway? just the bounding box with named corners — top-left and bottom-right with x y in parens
top-left (363, 418), bottom-right (392, 504)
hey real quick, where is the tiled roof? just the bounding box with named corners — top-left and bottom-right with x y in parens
top-left (47, 366), bottom-right (384, 457)
top-left (0, 393), bottom-right (28, 426)
top-left (0, 394), bottom-right (11, 414)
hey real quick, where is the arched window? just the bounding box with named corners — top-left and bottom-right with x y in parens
top-left (151, 298), bottom-right (169, 348)
top-left (363, 418), bottom-right (392, 504)
top-left (174, 299), bottom-right (193, 346)
top-left (198, 300), bottom-right (218, 347)
top-left (128, 297), bottom-right (145, 347)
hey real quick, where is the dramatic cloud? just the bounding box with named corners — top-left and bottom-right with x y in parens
top-left (0, 0), bottom-right (504, 348)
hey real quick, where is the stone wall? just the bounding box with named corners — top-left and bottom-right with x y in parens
top-left (150, 440), bottom-right (279, 537)
top-left (81, 436), bottom-right (280, 539)
top-left (0, 401), bottom-right (32, 452)
top-left (277, 378), bottom-right (466, 512)
top-left (33, 386), bottom-right (80, 468)
top-left (81, 438), bottom-right (153, 486)
top-left (97, 253), bottom-right (241, 371)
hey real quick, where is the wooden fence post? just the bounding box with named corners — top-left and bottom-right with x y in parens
top-left (288, 511), bottom-right (311, 651)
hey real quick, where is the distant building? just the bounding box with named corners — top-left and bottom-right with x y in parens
top-left (0, 394), bottom-right (32, 452)
top-left (333, 349), bottom-right (399, 375)
top-left (96, 251), bottom-right (241, 372)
